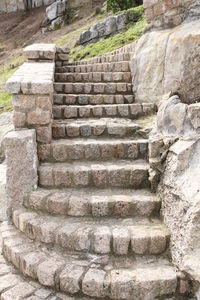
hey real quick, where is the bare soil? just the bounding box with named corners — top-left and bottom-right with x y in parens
top-left (0, 5), bottom-right (101, 68)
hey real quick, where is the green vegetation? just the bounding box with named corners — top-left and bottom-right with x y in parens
top-left (63, 7), bottom-right (78, 25)
top-left (0, 54), bottom-right (24, 113)
top-left (107, 0), bottom-right (142, 12)
top-left (70, 6), bottom-right (145, 62)
top-left (0, 92), bottom-right (12, 113)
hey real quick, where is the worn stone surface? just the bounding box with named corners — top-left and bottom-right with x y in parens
top-left (4, 129), bottom-right (38, 217)
top-left (159, 138), bottom-right (200, 270)
top-left (6, 62), bottom-right (54, 95)
top-left (0, 112), bottom-right (13, 162)
top-left (132, 20), bottom-right (200, 105)
top-left (24, 44), bottom-right (56, 61)
top-left (156, 95), bottom-right (200, 137)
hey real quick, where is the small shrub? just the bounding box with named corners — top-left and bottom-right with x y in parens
top-left (127, 5), bottom-right (144, 22)
top-left (54, 23), bottom-right (62, 30)
top-left (63, 7), bottom-right (77, 25)
top-left (95, 6), bottom-right (101, 15)
top-left (107, 0), bottom-right (142, 12)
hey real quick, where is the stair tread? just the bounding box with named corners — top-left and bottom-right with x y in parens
top-left (53, 117), bottom-right (142, 125)
top-left (1, 223), bottom-right (177, 299)
top-left (55, 71), bottom-right (131, 75)
top-left (53, 93), bottom-right (134, 95)
top-left (53, 103), bottom-right (147, 108)
top-left (50, 137), bottom-right (148, 144)
top-left (12, 209), bottom-right (170, 256)
top-left (40, 159), bottom-right (149, 168)
top-left (14, 207), bottom-right (167, 227)
top-left (24, 187), bottom-right (159, 218)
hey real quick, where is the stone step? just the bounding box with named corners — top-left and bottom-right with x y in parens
top-left (53, 103), bottom-right (155, 120)
top-left (54, 82), bottom-right (132, 95)
top-left (12, 208), bottom-right (169, 256)
top-left (55, 61), bottom-right (130, 73)
top-left (38, 138), bottom-right (148, 162)
top-left (38, 160), bottom-right (150, 189)
top-left (0, 246), bottom-right (69, 299)
top-left (1, 223), bottom-right (178, 299)
top-left (68, 53), bottom-right (131, 65)
top-left (23, 188), bottom-right (160, 218)
top-left (109, 43), bottom-right (135, 55)
top-left (55, 71), bottom-right (132, 83)
top-left (54, 93), bottom-right (135, 105)
top-left (52, 118), bottom-right (148, 139)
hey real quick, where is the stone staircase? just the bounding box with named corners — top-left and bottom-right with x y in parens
top-left (1, 47), bottom-right (181, 299)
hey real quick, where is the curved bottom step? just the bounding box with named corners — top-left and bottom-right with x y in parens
top-left (0, 238), bottom-right (74, 300)
top-left (0, 222), bottom-right (181, 300)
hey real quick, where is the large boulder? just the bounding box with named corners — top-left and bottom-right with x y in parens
top-left (132, 20), bottom-right (200, 104)
top-left (156, 95), bottom-right (200, 137)
top-left (159, 138), bottom-right (200, 271)
top-left (46, 0), bottom-right (67, 21)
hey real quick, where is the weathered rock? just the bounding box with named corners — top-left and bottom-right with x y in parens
top-left (132, 20), bottom-right (200, 105)
top-left (78, 13), bottom-right (128, 45)
top-left (159, 138), bottom-right (200, 269)
top-left (0, 112), bottom-right (13, 162)
top-left (156, 95), bottom-right (200, 137)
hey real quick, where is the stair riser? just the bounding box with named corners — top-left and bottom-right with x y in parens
top-left (24, 191), bottom-right (160, 218)
top-left (55, 72), bottom-right (131, 83)
top-left (39, 165), bottom-right (150, 189)
top-left (2, 232), bottom-right (177, 300)
top-left (52, 124), bottom-right (145, 139)
top-left (54, 83), bottom-right (132, 95)
top-left (53, 104), bottom-right (154, 120)
top-left (12, 211), bottom-right (169, 256)
top-left (55, 62), bottom-right (130, 73)
top-left (68, 53), bottom-right (131, 65)
top-left (38, 141), bottom-right (148, 162)
top-left (54, 94), bottom-right (135, 105)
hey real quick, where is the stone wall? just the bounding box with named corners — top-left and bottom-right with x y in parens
top-left (0, 0), bottom-right (53, 14)
top-left (4, 43), bottom-right (69, 217)
top-left (144, 0), bottom-right (200, 29)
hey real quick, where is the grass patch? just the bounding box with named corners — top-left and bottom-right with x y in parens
top-left (0, 92), bottom-right (12, 113)
top-left (56, 14), bottom-right (105, 48)
top-left (0, 54), bottom-right (24, 113)
top-left (70, 5), bottom-right (145, 61)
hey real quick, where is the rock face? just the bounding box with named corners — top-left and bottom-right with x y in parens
top-left (132, 20), bottom-right (200, 105)
top-left (157, 95), bottom-right (200, 136)
top-left (46, 0), bottom-right (67, 30)
top-left (78, 13), bottom-right (128, 45)
top-left (0, 0), bottom-right (53, 14)
top-left (151, 94), bottom-right (200, 284)
top-left (159, 138), bottom-right (200, 269)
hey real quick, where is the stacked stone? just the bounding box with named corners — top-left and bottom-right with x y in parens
top-left (6, 44), bottom-right (56, 144)
top-left (144, 0), bottom-right (200, 28)
top-left (1, 43), bottom-right (190, 299)
top-left (55, 47), bottom-right (70, 68)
